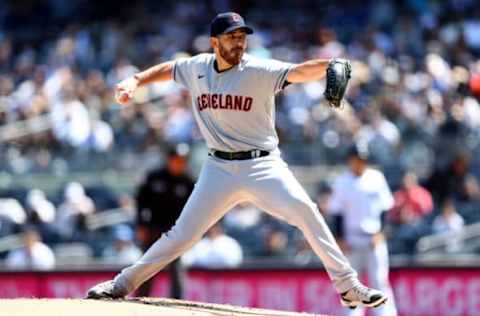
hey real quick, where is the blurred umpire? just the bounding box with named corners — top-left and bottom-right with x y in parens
top-left (326, 144), bottom-right (398, 316)
top-left (135, 143), bottom-right (195, 298)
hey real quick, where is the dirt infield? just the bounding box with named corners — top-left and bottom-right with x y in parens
top-left (0, 298), bottom-right (328, 316)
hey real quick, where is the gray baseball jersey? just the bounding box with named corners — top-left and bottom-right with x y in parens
top-left (172, 53), bottom-right (293, 152)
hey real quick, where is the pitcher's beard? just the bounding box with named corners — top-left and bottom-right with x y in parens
top-left (219, 46), bottom-right (244, 66)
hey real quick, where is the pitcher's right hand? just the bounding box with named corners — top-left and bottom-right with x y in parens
top-left (115, 76), bottom-right (139, 105)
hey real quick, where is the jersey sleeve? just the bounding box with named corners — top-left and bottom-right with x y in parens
top-left (258, 58), bottom-right (294, 94)
top-left (172, 56), bottom-right (197, 89)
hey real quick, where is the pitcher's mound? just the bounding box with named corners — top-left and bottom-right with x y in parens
top-left (0, 298), bottom-right (329, 316)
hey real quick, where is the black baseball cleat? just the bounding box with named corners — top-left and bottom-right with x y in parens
top-left (340, 284), bottom-right (388, 309)
top-left (85, 280), bottom-right (128, 299)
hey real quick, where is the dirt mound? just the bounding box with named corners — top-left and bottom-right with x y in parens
top-left (0, 298), bottom-right (328, 316)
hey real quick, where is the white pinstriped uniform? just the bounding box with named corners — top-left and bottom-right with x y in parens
top-left (328, 168), bottom-right (398, 316)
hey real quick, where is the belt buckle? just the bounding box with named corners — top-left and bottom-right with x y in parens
top-left (251, 149), bottom-right (260, 158)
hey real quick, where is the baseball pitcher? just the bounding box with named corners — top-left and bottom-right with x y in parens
top-left (86, 12), bottom-right (387, 310)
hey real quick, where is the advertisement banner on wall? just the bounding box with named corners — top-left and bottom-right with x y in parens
top-left (1, 268), bottom-right (480, 316)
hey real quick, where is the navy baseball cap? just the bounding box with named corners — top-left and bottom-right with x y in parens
top-left (210, 12), bottom-right (254, 37)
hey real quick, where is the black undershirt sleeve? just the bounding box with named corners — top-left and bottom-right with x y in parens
top-left (282, 80), bottom-right (292, 90)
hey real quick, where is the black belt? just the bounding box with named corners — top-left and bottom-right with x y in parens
top-left (210, 149), bottom-right (270, 160)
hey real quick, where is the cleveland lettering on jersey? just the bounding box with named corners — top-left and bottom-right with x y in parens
top-left (196, 93), bottom-right (253, 112)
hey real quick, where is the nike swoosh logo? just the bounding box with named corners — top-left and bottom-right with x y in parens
top-left (198, 75), bottom-right (205, 79)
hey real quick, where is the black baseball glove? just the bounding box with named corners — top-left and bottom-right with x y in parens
top-left (323, 58), bottom-right (352, 108)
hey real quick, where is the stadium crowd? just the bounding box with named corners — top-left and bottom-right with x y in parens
top-left (0, 0), bottom-right (480, 268)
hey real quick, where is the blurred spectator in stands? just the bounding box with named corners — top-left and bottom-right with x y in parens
top-left (116, 194), bottom-right (136, 225)
top-left (106, 58), bottom-right (139, 88)
top-left (50, 86), bottom-right (91, 149)
top-left (470, 64), bottom-right (480, 99)
top-left (0, 37), bottom-right (12, 74)
top-left (426, 152), bottom-right (474, 202)
top-left (5, 226), bottom-right (55, 270)
top-left (25, 189), bottom-right (55, 224)
top-left (88, 119), bottom-right (115, 152)
top-left (53, 182), bottom-right (95, 241)
top-left (222, 202), bottom-right (263, 258)
top-left (135, 143), bottom-right (194, 298)
top-left (182, 223), bottom-right (243, 268)
top-left (0, 215), bottom-right (18, 239)
top-left (316, 27), bottom-right (345, 59)
top-left (102, 224), bottom-right (142, 265)
top-left (0, 198), bottom-right (26, 226)
top-left (25, 188), bottom-right (59, 244)
top-left (161, 90), bottom-right (196, 144)
top-left (258, 228), bottom-right (290, 260)
top-left (387, 172), bottom-right (435, 254)
top-left (223, 202), bottom-right (262, 231)
top-left (356, 106), bottom-right (401, 166)
top-left (0, 199), bottom-right (22, 247)
top-left (389, 171), bottom-right (434, 225)
top-left (293, 235), bottom-right (320, 266)
top-left (432, 198), bottom-right (466, 252)
top-left (432, 198), bottom-right (465, 235)
top-left (461, 175), bottom-right (480, 203)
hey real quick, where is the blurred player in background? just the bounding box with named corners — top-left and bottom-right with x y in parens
top-left (135, 144), bottom-right (194, 298)
top-left (327, 145), bottom-right (398, 316)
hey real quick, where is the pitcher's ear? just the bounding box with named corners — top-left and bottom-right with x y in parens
top-left (210, 37), bottom-right (218, 48)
